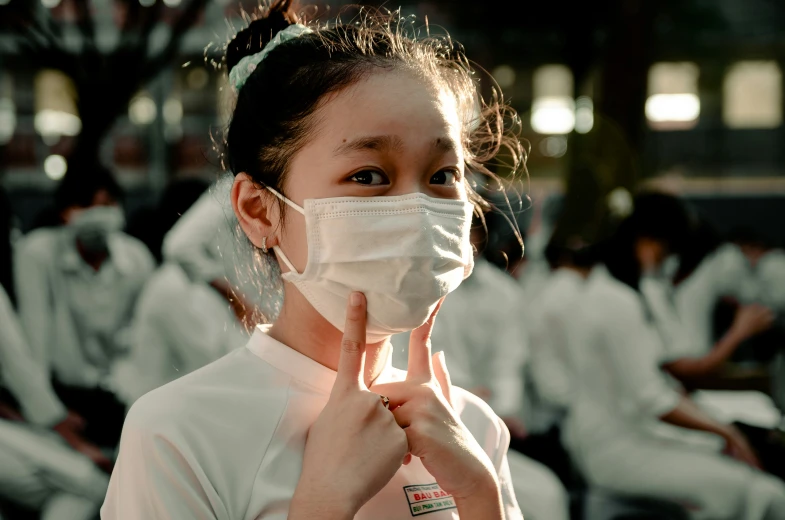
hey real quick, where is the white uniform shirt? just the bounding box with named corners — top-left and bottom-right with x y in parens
top-left (391, 259), bottom-right (527, 417)
top-left (109, 263), bottom-right (249, 406)
top-left (561, 267), bottom-right (685, 466)
top-left (103, 327), bottom-right (522, 520)
top-left (0, 285), bottom-right (67, 426)
top-left (671, 244), bottom-right (757, 358)
top-left (524, 268), bottom-right (584, 413)
top-left (14, 228), bottom-right (154, 388)
top-left (757, 249), bottom-right (785, 312)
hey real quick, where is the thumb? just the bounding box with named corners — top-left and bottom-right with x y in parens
top-left (432, 350), bottom-right (453, 407)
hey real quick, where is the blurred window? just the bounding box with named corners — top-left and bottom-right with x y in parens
top-left (723, 61), bottom-right (782, 129)
top-left (646, 62), bottom-right (700, 130)
top-left (531, 65), bottom-right (574, 134)
top-left (34, 70), bottom-right (81, 146)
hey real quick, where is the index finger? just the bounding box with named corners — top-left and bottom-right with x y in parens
top-left (334, 292), bottom-right (368, 393)
top-left (407, 299), bottom-right (443, 382)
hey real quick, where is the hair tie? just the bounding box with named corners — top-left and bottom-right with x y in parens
top-left (229, 23), bottom-right (314, 93)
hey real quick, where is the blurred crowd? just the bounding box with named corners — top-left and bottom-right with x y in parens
top-left (1, 162), bottom-right (785, 520)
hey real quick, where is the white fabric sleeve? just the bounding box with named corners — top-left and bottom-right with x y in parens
top-left (13, 237), bottom-right (53, 367)
top-left (758, 250), bottom-right (785, 311)
top-left (0, 286), bottom-right (67, 427)
top-left (601, 292), bottom-right (682, 419)
top-left (493, 417), bottom-right (525, 520)
top-left (707, 244), bottom-right (758, 301)
top-left (527, 308), bottom-right (574, 410)
top-left (639, 275), bottom-right (699, 362)
top-left (162, 187), bottom-right (229, 285)
top-left (457, 389), bottom-right (524, 520)
top-left (151, 284), bottom-right (221, 376)
top-left (102, 402), bottom-right (224, 520)
top-left (487, 304), bottom-right (526, 417)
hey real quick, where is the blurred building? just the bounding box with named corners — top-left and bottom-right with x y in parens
top-left (0, 0), bottom-right (784, 241)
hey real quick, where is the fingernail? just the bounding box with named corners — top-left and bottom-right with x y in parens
top-left (350, 292), bottom-right (362, 306)
top-left (437, 351), bottom-right (446, 366)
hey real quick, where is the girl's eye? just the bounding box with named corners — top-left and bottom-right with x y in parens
top-left (349, 170), bottom-right (389, 186)
top-left (430, 169), bottom-right (459, 186)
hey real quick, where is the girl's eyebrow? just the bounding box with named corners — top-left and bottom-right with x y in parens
top-left (333, 135), bottom-right (459, 155)
top-left (334, 135), bottom-right (405, 155)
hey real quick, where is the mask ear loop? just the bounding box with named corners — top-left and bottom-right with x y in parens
top-left (263, 187), bottom-right (304, 274)
top-left (267, 187), bottom-right (305, 215)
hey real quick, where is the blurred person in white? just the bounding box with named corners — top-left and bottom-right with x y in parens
top-left (103, 3), bottom-right (526, 518)
top-left (162, 175), bottom-right (281, 329)
top-left (619, 200), bottom-right (782, 434)
top-left (558, 192), bottom-right (785, 520)
top-left (524, 234), bottom-right (591, 436)
top-left (391, 222), bottom-right (570, 520)
top-left (13, 163), bottom-right (155, 450)
top-left (643, 223), bottom-right (776, 374)
top-left (0, 187), bottom-right (108, 520)
top-left (110, 178), bottom-right (248, 405)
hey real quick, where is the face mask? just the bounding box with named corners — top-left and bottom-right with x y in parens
top-left (69, 205), bottom-right (125, 253)
top-left (661, 254), bottom-right (681, 281)
top-left (268, 189), bottom-right (474, 343)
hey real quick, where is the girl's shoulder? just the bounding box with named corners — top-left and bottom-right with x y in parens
top-left (452, 386), bottom-right (511, 469)
top-left (121, 346), bottom-right (297, 463)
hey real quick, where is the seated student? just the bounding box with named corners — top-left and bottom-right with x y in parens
top-left (0, 185), bottom-right (110, 470)
top-left (111, 178), bottom-right (248, 405)
top-left (644, 220), bottom-right (776, 374)
top-left (13, 162), bottom-right (155, 449)
top-left (0, 283), bottom-right (108, 520)
top-left (524, 234), bottom-right (591, 435)
top-left (561, 194), bottom-right (785, 520)
top-left (612, 196), bottom-right (776, 401)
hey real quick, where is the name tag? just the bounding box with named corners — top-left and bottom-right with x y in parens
top-left (403, 483), bottom-right (456, 516)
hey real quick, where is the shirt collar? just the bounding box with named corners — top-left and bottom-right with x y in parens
top-left (245, 325), bottom-right (396, 394)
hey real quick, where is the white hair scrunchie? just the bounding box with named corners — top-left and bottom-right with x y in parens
top-left (228, 23), bottom-right (314, 93)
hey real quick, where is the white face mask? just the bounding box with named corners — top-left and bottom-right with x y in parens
top-left (661, 254), bottom-right (681, 281)
top-left (268, 189), bottom-right (475, 343)
top-left (69, 205), bottom-right (125, 252)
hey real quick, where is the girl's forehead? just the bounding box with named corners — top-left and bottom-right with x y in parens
top-left (313, 71), bottom-right (464, 144)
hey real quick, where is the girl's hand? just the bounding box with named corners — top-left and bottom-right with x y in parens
top-left (722, 425), bottom-right (762, 470)
top-left (372, 307), bottom-right (501, 503)
top-left (290, 293), bottom-right (408, 519)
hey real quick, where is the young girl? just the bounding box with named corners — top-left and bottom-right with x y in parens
top-left (102, 1), bottom-right (524, 518)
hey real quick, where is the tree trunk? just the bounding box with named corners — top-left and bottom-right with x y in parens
top-left (557, 0), bottom-right (657, 243)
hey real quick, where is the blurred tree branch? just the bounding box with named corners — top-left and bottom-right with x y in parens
top-left (0, 0), bottom-right (208, 168)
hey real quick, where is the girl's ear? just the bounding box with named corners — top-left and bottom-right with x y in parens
top-left (232, 173), bottom-right (281, 250)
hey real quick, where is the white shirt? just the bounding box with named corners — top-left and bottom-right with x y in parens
top-left (0, 284), bottom-right (67, 426)
top-left (561, 267), bottom-right (685, 465)
top-left (391, 259), bottom-right (527, 417)
top-left (671, 244), bottom-right (757, 358)
top-left (525, 268), bottom-right (584, 413)
top-left (757, 249), bottom-right (785, 312)
top-left (103, 327), bottom-right (522, 520)
top-left (109, 264), bottom-right (249, 406)
top-left (14, 228), bottom-right (154, 388)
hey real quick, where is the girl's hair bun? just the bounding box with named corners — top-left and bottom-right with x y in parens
top-left (226, 0), bottom-right (300, 74)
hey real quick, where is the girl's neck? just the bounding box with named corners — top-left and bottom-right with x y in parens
top-left (267, 284), bottom-right (391, 387)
